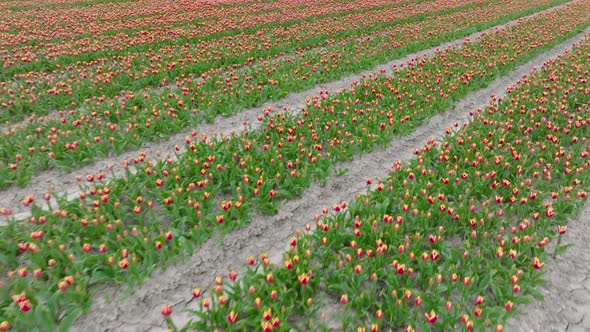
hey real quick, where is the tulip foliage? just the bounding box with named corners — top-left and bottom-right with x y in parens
top-left (0, 0), bottom-right (569, 188)
top-left (1, 0), bottom-right (590, 331)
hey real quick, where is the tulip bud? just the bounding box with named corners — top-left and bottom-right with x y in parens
top-left (161, 305), bottom-right (172, 316)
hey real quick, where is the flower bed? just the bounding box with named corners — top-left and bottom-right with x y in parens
top-left (0, 0), bottom-right (573, 188)
top-left (169, 32), bottom-right (590, 331)
top-left (1, 2), bottom-right (589, 329)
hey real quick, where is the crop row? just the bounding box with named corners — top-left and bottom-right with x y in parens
top-left (0, 5), bottom-right (588, 330)
top-left (166, 33), bottom-right (590, 332)
top-left (0, 0), bottom-right (408, 50)
top-left (0, 0), bottom-right (482, 81)
top-left (0, 0), bottom-right (578, 189)
top-left (0, 0), bottom-right (500, 120)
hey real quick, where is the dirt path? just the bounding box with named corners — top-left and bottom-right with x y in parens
top-left (0, 3), bottom-right (574, 224)
top-left (70, 25), bottom-right (590, 332)
top-left (506, 198), bottom-right (590, 332)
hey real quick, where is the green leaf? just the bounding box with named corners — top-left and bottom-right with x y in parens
top-left (512, 295), bottom-right (532, 305)
top-left (34, 305), bottom-right (55, 331)
top-left (380, 198), bottom-right (390, 214)
top-left (479, 269), bottom-right (496, 290)
top-left (178, 236), bottom-right (187, 250)
top-left (58, 307), bottom-right (83, 332)
top-left (525, 286), bottom-right (545, 301)
top-left (89, 269), bottom-right (114, 285)
top-left (336, 167), bottom-right (349, 176)
top-left (185, 238), bottom-right (195, 254)
top-left (554, 243), bottom-right (574, 256)
top-left (490, 282), bottom-right (502, 300)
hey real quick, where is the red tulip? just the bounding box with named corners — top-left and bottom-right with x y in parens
top-left (227, 311), bottom-right (238, 324)
top-left (19, 300), bottom-right (32, 312)
top-left (445, 301), bottom-right (452, 311)
top-left (263, 308), bottom-right (272, 321)
top-left (504, 301), bottom-right (513, 311)
top-left (298, 273), bottom-right (310, 285)
top-left (161, 305), bottom-right (172, 316)
top-left (192, 288), bottom-right (201, 298)
top-left (118, 259), bottom-right (129, 269)
top-left (22, 195), bottom-right (35, 207)
top-left (532, 257), bottom-right (544, 270)
top-left (340, 294), bottom-right (348, 305)
top-left (424, 309), bottom-right (438, 324)
top-left (261, 321), bottom-right (272, 332)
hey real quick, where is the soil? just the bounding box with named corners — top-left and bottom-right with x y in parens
top-left (506, 199), bottom-right (590, 332)
top-left (1, 5), bottom-right (589, 332)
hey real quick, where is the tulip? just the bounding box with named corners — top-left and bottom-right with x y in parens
top-left (118, 259), bottom-right (129, 269)
top-left (445, 301), bottom-right (452, 311)
top-left (272, 317), bottom-right (280, 328)
top-left (340, 294), bottom-right (348, 305)
top-left (263, 308), bottom-right (272, 321)
top-left (192, 288), bottom-right (201, 298)
top-left (201, 299), bottom-right (210, 308)
top-left (424, 309), bottom-right (438, 324)
top-left (261, 321), bottom-right (272, 332)
top-left (354, 265), bottom-right (362, 274)
top-left (19, 300), bottom-right (32, 312)
top-left (532, 257), bottom-right (544, 270)
top-left (298, 273), bottom-right (310, 285)
top-left (227, 311), bottom-right (238, 324)
top-left (0, 321), bottom-right (11, 331)
top-left (161, 305), bottom-right (172, 316)
top-left (475, 295), bottom-right (484, 305)
top-left (247, 256), bottom-right (255, 265)
top-left (504, 301), bottom-right (513, 311)
top-left (474, 306), bottom-right (482, 317)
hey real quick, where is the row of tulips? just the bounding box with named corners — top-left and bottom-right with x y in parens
top-left (0, 0), bottom-right (408, 50)
top-left (165, 33), bottom-right (590, 331)
top-left (0, 0), bottom-right (499, 120)
top-left (0, 0), bottom-right (482, 80)
top-left (0, 0), bottom-right (577, 189)
top-left (0, 4), bottom-right (589, 330)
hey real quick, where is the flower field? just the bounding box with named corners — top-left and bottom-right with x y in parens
top-left (0, 0), bottom-right (589, 331)
top-left (0, 0), bottom-right (571, 188)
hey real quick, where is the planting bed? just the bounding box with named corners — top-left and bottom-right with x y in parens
top-left (0, 0), bottom-right (589, 331)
